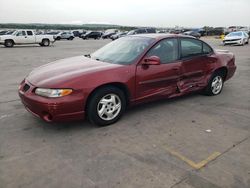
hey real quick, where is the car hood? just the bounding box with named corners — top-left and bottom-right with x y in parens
top-left (27, 56), bottom-right (121, 87)
top-left (224, 36), bottom-right (242, 40)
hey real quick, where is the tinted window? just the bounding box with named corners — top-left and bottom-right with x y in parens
top-left (181, 38), bottom-right (202, 58)
top-left (27, 31), bottom-right (33, 36)
top-left (137, 29), bottom-right (146, 34)
top-left (147, 38), bottom-right (178, 63)
top-left (203, 42), bottom-right (213, 54)
top-left (146, 28), bottom-right (156, 33)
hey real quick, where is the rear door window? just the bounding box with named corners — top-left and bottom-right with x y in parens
top-left (181, 38), bottom-right (203, 58)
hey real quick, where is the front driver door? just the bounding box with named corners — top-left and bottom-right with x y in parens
top-left (135, 38), bottom-right (181, 102)
top-left (15, 30), bottom-right (27, 44)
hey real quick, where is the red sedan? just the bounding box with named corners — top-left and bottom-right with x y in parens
top-left (19, 34), bottom-right (236, 126)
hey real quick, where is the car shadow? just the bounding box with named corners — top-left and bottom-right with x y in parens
top-left (36, 91), bottom-right (204, 133)
top-left (125, 92), bottom-right (201, 116)
top-left (0, 45), bottom-right (55, 48)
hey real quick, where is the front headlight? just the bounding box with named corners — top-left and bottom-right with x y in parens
top-left (35, 88), bottom-right (73, 98)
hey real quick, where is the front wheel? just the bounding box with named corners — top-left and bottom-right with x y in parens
top-left (4, 40), bottom-right (14, 47)
top-left (203, 73), bottom-right (224, 96)
top-left (87, 86), bottom-right (126, 126)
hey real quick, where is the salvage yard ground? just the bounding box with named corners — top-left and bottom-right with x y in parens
top-left (0, 37), bottom-right (249, 188)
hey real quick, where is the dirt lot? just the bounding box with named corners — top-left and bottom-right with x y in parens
top-left (0, 37), bottom-right (249, 188)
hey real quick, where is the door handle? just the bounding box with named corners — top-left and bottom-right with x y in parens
top-left (172, 67), bottom-right (180, 71)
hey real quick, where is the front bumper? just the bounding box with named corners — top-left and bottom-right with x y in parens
top-left (223, 39), bottom-right (243, 45)
top-left (18, 80), bottom-right (85, 122)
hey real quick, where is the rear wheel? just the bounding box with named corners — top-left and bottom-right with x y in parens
top-left (87, 86), bottom-right (126, 126)
top-left (42, 39), bottom-right (50, 47)
top-left (69, 36), bottom-right (74, 40)
top-left (203, 73), bottom-right (224, 96)
top-left (4, 40), bottom-right (14, 47)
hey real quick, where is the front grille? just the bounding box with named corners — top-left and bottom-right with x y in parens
top-left (23, 84), bottom-right (30, 92)
top-left (224, 39), bottom-right (240, 42)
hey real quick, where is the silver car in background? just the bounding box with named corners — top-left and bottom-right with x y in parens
top-left (223, 31), bottom-right (249, 46)
top-left (55, 31), bottom-right (74, 40)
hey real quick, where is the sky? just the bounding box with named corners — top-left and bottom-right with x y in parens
top-left (0, 0), bottom-right (249, 27)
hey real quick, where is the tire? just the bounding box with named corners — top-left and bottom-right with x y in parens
top-left (87, 86), bottom-right (126, 126)
top-left (4, 40), bottom-right (14, 47)
top-left (39, 43), bottom-right (44, 46)
top-left (203, 72), bottom-right (224, 96)
top-left (69, 37), bottom-right (74, 40)
top-left (56, 37), bottom-right (61, 40)
top-left (42, 39), bottom-right (50, 47)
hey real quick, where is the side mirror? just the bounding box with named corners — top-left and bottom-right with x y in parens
top-left (143, 56), bottom-right (161, 65)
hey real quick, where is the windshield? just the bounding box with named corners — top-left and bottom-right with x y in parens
top-left (227, 32), bottom-right (243, 37)
top-left (11, 31), bottom-right (18, 35)
top-left (91, 37), bottom-right (154, 65)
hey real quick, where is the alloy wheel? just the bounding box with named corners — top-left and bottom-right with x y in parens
top-left (97, 94), bottom-right (121, 121)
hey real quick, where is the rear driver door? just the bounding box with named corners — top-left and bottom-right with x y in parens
top-left (179, 38), bottom-right (215, 92)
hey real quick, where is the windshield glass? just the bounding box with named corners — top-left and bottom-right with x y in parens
top-left (91, 36), bottom-right (154, 65)
top-left (11, 31), bottom-right (18, 35)
top-left (227, 32), bottom-right (243, 37)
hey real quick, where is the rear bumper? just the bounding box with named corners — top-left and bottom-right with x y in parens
top-left (18, 80), bottom-right (85, 122)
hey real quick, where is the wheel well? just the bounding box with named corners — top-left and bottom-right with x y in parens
top-left (214, 67), bottom-right (228, 80)
top-left (85, 83), bottom-right (131, 112)
top-left (5, 39), bottom-right (14, 44)
top-left (42, 38), bottom-right (49, 42)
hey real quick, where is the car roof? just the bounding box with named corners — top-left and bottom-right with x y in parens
top-left (130, 33), bottom-right (195, 40)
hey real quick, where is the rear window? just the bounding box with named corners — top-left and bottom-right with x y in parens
top-left (27, 31), bottom-right (33, 36)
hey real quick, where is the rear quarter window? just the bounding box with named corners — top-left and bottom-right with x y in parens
top-left (203, 42), bottom-right (213, 54)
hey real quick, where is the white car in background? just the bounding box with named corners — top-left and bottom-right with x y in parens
top-left (223, 31), bottom-right (249, 46)
top-left (0, 30), bottom-right (55, 47)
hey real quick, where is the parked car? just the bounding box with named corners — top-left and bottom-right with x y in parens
top-left (127, 27), bottom-right (156, 35)
top-left (183, 31), bottom-right (201, 38)
top-left (0, 30), bottom-right (8, 35)
top-left (102, 32), bottom-right (116, 39)
top-left (0, 30), bottom-right (55, 47)
top-left (223, 31), bottom-right (249, 46)
top-left (81, 31), bottom-right (102, 40)
top-left (19, 34), bottom-right (236, 126)
top-left (55, 32), bottom-right (74, 40)
top-left (0, 30), bottom-right (15, 35)
top-left (110, 32), bottom-right (127, 40)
